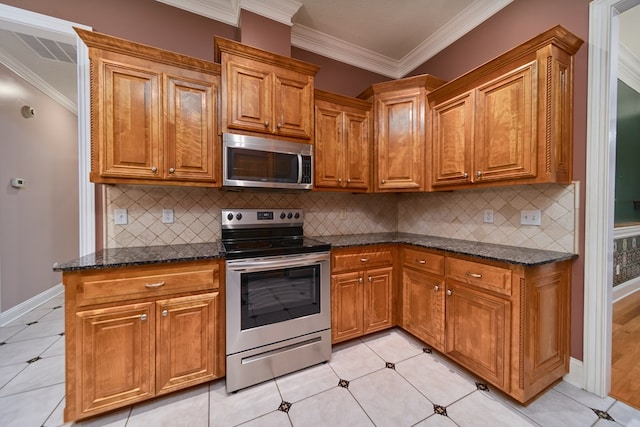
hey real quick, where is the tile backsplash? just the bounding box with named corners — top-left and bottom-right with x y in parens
top-left (104, 183), bottom-right (576, 253)
top-left (613, 235), bottom-right (640, 287)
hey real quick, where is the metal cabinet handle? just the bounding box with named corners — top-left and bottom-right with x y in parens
top-left (446, 289), bottom-right (453, 296)
top-left (463, 172), bottom-right (469, 179)
top-left (434, 285), bottom-right (440, 291)
top-left (337, 178), bottom-right (342, 183)
top-left (168, 167), bottom-right (175, 174)
top-left (381, 179), bottom-right (386, 184)
top-left (161, 309), bottom-right (168, 317)
top-left (151, 166), bottom-right (158, 173)
top-left (140, 314), bottom-right (148, 321)
top-left (347, 179), bottom-right (351, 184)
top-left (360, 258), bottom-right (369, 262)
top-left (466, 272), bottom-right (482, 279)
top-left (358, 276), bottom-right (363, 284)
top-left (264, 121), bottom-right (270, 127)
top-left (145, 281), bottom-right (165, 288)
top-left (418, 259), bottom-right (426, 264)
top-left (368, 276), bottom-right (372, 282)
top-left (476, 171), bottom-right (482, 178)
top-left (277, 123), bottom-right (282, 129)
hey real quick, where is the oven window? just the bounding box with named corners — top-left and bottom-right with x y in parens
top-left (240, 264), bottom-right (320, 330)
top-left (227, 147), bottom-right (299, 183)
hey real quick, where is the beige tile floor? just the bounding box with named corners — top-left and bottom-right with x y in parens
top-left (1, 293), bottom-right (639, 427)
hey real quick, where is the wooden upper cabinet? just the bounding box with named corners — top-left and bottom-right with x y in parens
top-left (215, 37), bottom-right (319, 143)
top-left (76, 28), bottom-right (221, 187)
top-left (314, 90), bottom-right (371, 192)
top-left (429, 25), bottom-right (583, 190)
top-left (359, 75), bottom-right (446, 192)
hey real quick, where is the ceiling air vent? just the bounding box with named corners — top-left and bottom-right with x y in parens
top-left (15, 32), bottom-right (77, 64)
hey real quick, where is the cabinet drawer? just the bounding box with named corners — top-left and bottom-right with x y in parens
top-left (77, 262), bottom-right (220, 307)
top-left (446, 258), bottom-right (511, 296)
top-left (332, 248), bottom-right (393, 273)
top-left (402, 248), bottom-right (444, 276)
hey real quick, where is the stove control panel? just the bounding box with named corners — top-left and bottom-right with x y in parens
top-left (222, 208), bottom-right (303, 228)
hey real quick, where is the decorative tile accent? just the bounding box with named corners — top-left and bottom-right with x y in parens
top-left (26, 356), bottom-right (41, 364)
top-left (338, 379), bottom-right (350, 389)
top-left (592, 408), bottom-right (615, 421)
top-left (104, 183), bottom-right (576, 253)
top-left (385, 362), bottom-right (395, 370)
top-left (476, 382), bottom-right (490, 392)
top-left (613, 235), bottom-right (640, 286)
top-left (433, 404), bottom-right (448, 416)
top-left (277, 400), bottom-right (292, 413)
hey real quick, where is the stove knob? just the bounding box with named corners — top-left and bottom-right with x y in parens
top-left (294, 212), bottom-right (300, 219)
top-left (287, 212), bottom-right (293, 219)
top-left (236, 213), bottom-right (243, 221)
top-left (280, 212), bottom-right (286, 219)
top-left (227, 212), bottom-right (234, 221)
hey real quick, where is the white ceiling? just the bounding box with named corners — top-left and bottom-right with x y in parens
top-left (1, 0), bottom-right (640, 113)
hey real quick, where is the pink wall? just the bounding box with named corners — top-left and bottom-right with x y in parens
top-left (0, 64), bottom-right (79, 311)
top-left (412, 0), bottom-right (590, 359)
top-left (239, 10), bottom-right (291, 56)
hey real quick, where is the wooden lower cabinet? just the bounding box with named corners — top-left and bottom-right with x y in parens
top-left (331, 246), bottom-right (395, 343)
top-left (63, 260), bottom-right (225, 422)
top-left (399, 246), bottom-right (571, 403)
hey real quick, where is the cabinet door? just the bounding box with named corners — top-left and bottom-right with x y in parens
top-left (375, 88), bottom-right (424, 191)
top-left (274, 72), bottom-right (313, 140)
top-left (99, 59), bottom-right (161, 179)
top-left (77, 302), bottom-right (154, 416)
top-left (364, 266), bottom-right (394, 334)
top-left (314, 104), bottom-right (344, 188)
top-left (445, 282), bottom-right (510, 389)
top-left (225, 60), bottom-right (272, 134)
top-left (475, 62), bottom-right (536, 182)
top-left (402, 268), bottom-right (445, 349)
top-left (331, 271), bottom-right (364, 343)
top-left (344, 110), bottom-right (370, 191)
top-left (165, 74), bottom-right (219, 183)
top-left (156, 292), bottom-right (221, 394)
top-left (432, 91), bottom-right (474, 187)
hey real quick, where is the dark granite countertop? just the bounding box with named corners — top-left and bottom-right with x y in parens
top-left (53, 241), bottom-right (224, 272)
top-left (312, 232), bottom-right (577, 266)
top-left (53, 233), bottom-right (576, 272)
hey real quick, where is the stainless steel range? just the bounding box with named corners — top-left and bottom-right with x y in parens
top-left (221, 208), bottom-right (331, 393)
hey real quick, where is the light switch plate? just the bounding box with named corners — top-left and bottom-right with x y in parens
top-left (520, 209), bottom-right (541, 226)
top-left (114, 208), bottom-right (128, 225)
top-left (162, 209), bottom-right (174, 224)
top-left (483, 209), bottom-right (494, 224)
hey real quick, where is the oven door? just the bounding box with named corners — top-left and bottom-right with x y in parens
top-left (225, 252), bottom-right (330, 356)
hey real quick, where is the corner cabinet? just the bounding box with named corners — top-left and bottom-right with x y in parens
top-left (76, 29), bottom-right (221, 187)
top-left (429, 25), bottom-right (583, 190)
top-left (359, 75), bottom-right (446, 192)
top-left (330, 246), bottom-right (395, 343)
top-left (314, 90), bottom-right (371, 192)
top-left (62, 259), bottom-right (225, 422)
top-left (400, 246), bottom-right (571, 403)
top-left (215, 37), bottom-right (319, 143)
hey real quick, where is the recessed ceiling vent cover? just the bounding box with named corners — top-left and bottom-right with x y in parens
top-left (14, 32), bottom-right (76, 64)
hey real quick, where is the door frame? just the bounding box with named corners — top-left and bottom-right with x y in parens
top-left (584, 0), bottom-right (640, 397)
top-left (0, 4), bottom-right (95, 257)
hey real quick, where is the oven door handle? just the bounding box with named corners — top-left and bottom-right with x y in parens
top-left (227, 253), bottom-right (329, 272)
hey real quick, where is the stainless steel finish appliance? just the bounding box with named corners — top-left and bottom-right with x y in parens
top-left (222, 208), bottom-right (331, 392)
top-left (222, 133), bottom-right (313, 190)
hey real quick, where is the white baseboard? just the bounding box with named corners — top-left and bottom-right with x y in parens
top-left (613, 276), bottom-right (640, 303)
top-left (0, 283), bottom-right (64, 326)
top-left (563, 357), bottom-right (584, 389)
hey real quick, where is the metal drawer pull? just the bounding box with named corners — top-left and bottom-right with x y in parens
top-left (446, 289), bottom-right (453, 296)
top-left (466, 272), bottom-right (482, 279)
top-left (140, 314), bottom-right (147, 321)
top-left (161, 310), bottom-right (168, 317)
top-left (145, 281), bottom-right (166, 288)
top-left (418, 259), bottom-right (426, 264)
top-left (358, 276), bottom-right (363, 284)
top-left (434, 285), bottom-right (440, 291)
top-left (360, 258), bottom-right (369, 262)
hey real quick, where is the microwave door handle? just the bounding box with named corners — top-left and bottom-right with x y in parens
top-left (297, 154), bottom-right (303, 184)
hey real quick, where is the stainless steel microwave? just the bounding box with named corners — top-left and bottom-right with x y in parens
top-left (222, 133), bottom-right (313, 190)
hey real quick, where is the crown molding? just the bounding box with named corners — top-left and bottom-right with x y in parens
top-left (618, 42), bottom-right (640, 94)
top-left (291, 24), bottom-right (401, 78)
top-left (399, 0), bottom-right (514, 76)
top-left (154, 0), bottom-right (239, 26)
top-left (241, 0), bottom-right (302, 26)
top-left (0, 46), bottom-right (77, 114)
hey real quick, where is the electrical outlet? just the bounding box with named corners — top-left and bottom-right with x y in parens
top-left (162, 209), bottom-right (174, 224)
top-left (340, 210), bottom-right (347, 220)
top-left (520, 209), bottom-right (541, 226)
top-left (616, 264), bottom-right (621, 275)
top-left (483, 209), bottom-right (494, 224)
top-left (114, 208), bottom-right (128, 225)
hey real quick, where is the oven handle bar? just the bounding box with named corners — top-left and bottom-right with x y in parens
top-left (226, 252), bottom-right (329, 272)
